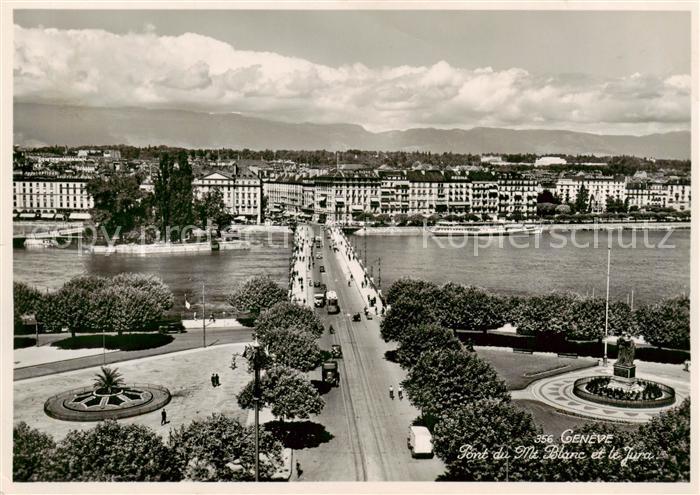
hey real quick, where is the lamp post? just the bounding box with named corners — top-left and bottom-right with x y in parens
top-left (603, 247), bottom-right (611, 367)
top-left (202, 282), bottom-right (206, 348)
top-left (244, 340), bottom-right (263, 481)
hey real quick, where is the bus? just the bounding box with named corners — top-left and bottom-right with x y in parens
top-left (327, 290), bottom-right (340, 314)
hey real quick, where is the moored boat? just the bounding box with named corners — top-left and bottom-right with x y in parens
top-left (430, 222), bottom-right (542, 236)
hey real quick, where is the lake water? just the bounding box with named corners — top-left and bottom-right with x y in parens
top-left (13, 233), bottom-right (292, 314)
top-left (13, 229), bottom-right (690, 313)
top-left (351, 229), bottom-right (690, 306)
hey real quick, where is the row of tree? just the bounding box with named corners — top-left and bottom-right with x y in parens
top-left (381, 279), bottom-right (690, 481)
top-left (228, 276), bottom-right (326, 422)
top-left (382, 279), bottom-right (689, 349)
top-left (14, 414), bottom-right (283, 482)
top-left (14, 274), bottom-right (173, 337)
top-left (87, 152), bottom-right (232, 243)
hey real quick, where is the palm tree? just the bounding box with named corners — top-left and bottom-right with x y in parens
top-left (93, 366), bottom-right (124, 394)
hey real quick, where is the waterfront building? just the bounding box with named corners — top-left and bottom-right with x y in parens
top-left (498, 174), bottom-right (539, 219)
top-left (314, 170), bottom-right (381, 223)
top-left (470, 180), bottom-right (500, 220)
top-left (555, 176), bottom-right (627, 213)
top-left (13, 174), bottom-right (94, 217)
top-left (264, 175), bottom-right (304, 216)
top-left (406, 170), bottom-right (448, 216)
top-left (625, 182), bottom-right (668, 210)
top-left (666, 181), bottom-right (691, 212)
top-left (378, 171), bottom-right (410, 216)
top-left (192, 166), bottom-right (262, 223)
top-left (445, 173), bottom-right (471, 215)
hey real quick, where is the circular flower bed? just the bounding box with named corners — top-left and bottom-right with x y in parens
top-left (573, 375), bottom-right (675, 409)
top-left (44, 384), bottom-right (170, 421)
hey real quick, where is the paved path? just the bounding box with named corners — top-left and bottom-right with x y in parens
top-left (14, 327), bottom-right (253, 381)
top-left (292, 224), bottom-right (443, 481)
top-left (511, 361), bottom-right (690, 423)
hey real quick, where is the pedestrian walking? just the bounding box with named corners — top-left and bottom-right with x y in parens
top-left (398, 386), bottom-right (403, 400)
top-left (210, 313), bottom-right (216, 323)
top-left (389, 385), bottom-right (394, 400)
top-left (215, 373), bottom-right (220, 386)
top-left (211, 373), bottom-right (216, 387)
top-left (296, 461), bottom-right (303, 479)
top-left (161, 409), bottom-right (167, 425)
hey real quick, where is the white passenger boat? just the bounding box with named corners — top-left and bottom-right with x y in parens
top-left (430, 222), bottom-right (543, 236)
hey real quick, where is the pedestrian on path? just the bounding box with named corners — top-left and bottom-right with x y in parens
top-left (211, 373), bottom-right (216, 387)
top-left (161, 409), bottom-right (167, 425)
top-left (296, 461), bottom-right (303, 479)
top-left (215, 373), bottom-right (220, 386)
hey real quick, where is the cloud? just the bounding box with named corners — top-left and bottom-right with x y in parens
top-left (13, 25), bottom-right (691, 134)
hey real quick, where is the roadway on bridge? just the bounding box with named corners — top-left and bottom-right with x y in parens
top-left (293, 225), bottom-right (444, 481)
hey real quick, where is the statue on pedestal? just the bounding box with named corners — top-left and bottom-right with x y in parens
top-left (614, 334), bottom-right (636, 380)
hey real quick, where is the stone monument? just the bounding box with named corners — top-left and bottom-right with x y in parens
top-left (614, 334), bottom-right (636, 380)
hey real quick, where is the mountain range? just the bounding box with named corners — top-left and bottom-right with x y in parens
top-left (13, 102), bottom-right (691, 159)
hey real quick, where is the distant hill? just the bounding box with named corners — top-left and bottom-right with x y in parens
top-left (13, 102), bottom-right (690, 159)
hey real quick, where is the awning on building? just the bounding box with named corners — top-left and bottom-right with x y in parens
top-left (351, 205), bottom-right (364, 211)
top-left (68, 212), bottom-right (92, 220)
top-left (19, 213), bottom-right (36, 219)
top-left (41, 213), bottom-right (56, 219)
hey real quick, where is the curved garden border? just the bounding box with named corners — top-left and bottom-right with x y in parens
top-left (572, 376), bottom-right (675, 409)
top-left (44, 383), bottom-right (171, 421)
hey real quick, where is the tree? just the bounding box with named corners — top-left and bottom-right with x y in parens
top-left (439, 283), bottom-right (506, 333)
top-left (13, 422), bottom-right (55, 482)
top-left (555, 204), bottom-right (571, 215)
top-left (87, 174), bottom-right (148, 237)
top-left (395, 323), bottom-right (463, 369)
top-left (380, 296), bottom-right (438, 343)
top-left (385, 278), bottom-right (440, 306)
top-left (433, 399), bottom-right (542, 481)
top-left (537, 189), bottom-right (559, 205)
top-left (253, 301), bottom-right (324, 340)
top-left (227, 276), bottom-right (287, 323)
top-left (509, 293), bottom-right (577, 337)
top-left (632, 398), bottom-right (690, 481)
top-left (93, 366), bottom-right (124, 393)
top-left (194, 187), bottom-right (232, 229)
top-left (570, 298), bottom-right (633, 340)
top-left (38, 421), bottom-right (176, 481)
top-left (256, 327), bottom-right (323, 372)
top-left (37, 275), bottom-right (109, 337)
top-left (111, 273), bottom-right (174, 314)
top-left (574, 184), bottom-right (590, 213)
top-left (168, 413), bottom-right (283, 481)
top-left (541, 422), bottom-right (636, 482)
top-left (238, 366), bottom-right (324, 421)
top-left (635, 296), bottom-right (689, 349)
top-left (13, 282), bottom-right (42, 333)
top-left (402, 349), bottom-right (509, 420)
top-left (153, 152), bottom-right (194, 241)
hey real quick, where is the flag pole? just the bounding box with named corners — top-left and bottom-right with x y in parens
top-left (202, 283), bottom-right (206, 348)
top-left (603, 247), bottom-right (611, 367)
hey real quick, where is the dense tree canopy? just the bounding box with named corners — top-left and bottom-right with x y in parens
top-left (635, 296), bottom-right (689, 350)
top-left (87, 174), bottom-right (149, 237)
top-left (253, 301), bottom-right (324, 339)
top-left (13, 422), bottom-right (55, 482)
top-left (395, 323), bottom-right (463, 369)
top-left (433, 399), bottom-right (542, 481)
top-left (168, 413), bottom-right (283, 481)
top-left (402, 349), bottom-right (509, 420)
top-left (256, 326), bottom-right (323, 372)
top-left (38, 421), bottom-right (176, 481)
top-left (227, 276), bottom-right (287, 323)
top-left (13, 282), bottom-right (42, 332)
top-left (238, 366), bottom-right (324, 421)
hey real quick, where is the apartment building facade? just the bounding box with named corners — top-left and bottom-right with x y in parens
top-left (13, 175), bottom-right (94, 215)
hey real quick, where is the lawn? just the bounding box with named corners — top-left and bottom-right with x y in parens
top-left (14, 337), bottom-right (37, 349)
top-left (476, 347), bottom-right (597, 390)
top-left (51, 333), bottom-right (174, 351)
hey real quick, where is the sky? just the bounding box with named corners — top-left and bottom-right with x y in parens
top-left (13, 9), bottom-right (692, 135)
